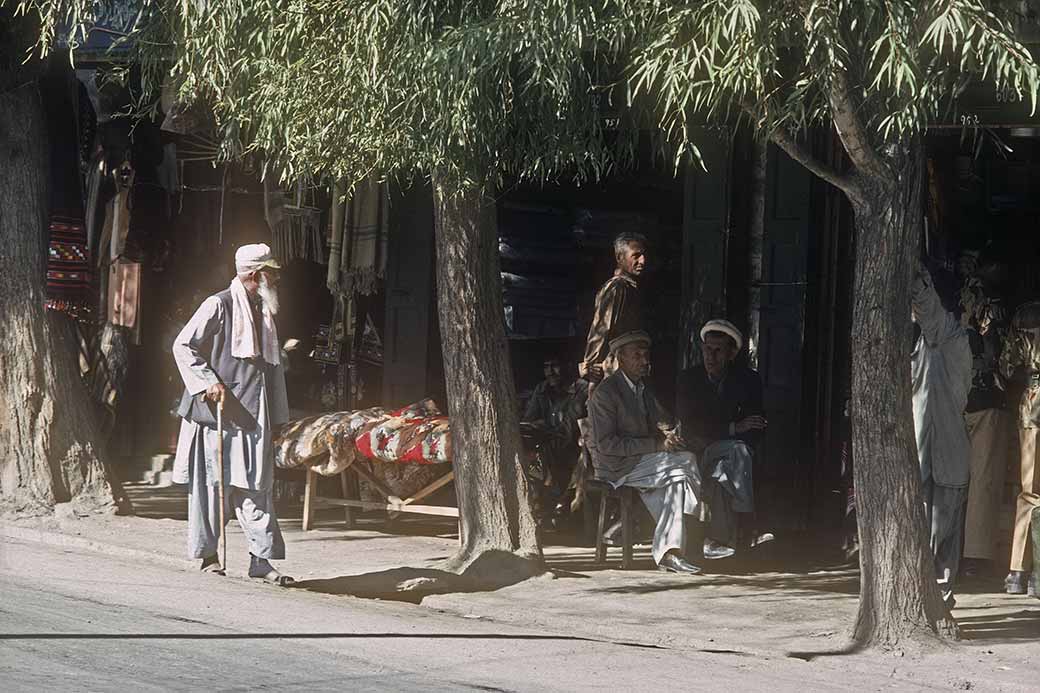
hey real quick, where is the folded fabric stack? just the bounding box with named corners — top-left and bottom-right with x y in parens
top-left (275, 407), bottom-right (388, 476)
top-left (355, 399), bottom-right (451, 466)
top-left (274, 399), bottom-right (453, 476)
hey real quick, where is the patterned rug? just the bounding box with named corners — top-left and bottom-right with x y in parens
top-left (45, 213), bottom-right (92, 319)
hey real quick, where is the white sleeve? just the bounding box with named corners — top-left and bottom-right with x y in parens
top-left (172, 296), bottom-right (223, 396)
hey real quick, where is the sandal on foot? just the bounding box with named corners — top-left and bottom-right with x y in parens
top-left (248, 555), bottom-right (294, 586)
top-left (253, 570), bottom-right (295, 587)
top-left (200, 556), bottom-right (225, 575)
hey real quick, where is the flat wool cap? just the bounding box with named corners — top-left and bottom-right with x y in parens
top-left (700, 319), bottom-right (743, 351)
top-left (610, 330), bottom-right (652, 354)
top-left (235, 243), bottom-right (281, 273)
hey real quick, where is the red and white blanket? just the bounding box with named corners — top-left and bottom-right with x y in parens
top-left (274, 399), bottom-right (452, 476)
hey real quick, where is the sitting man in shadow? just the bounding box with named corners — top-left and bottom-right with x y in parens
top-left (677, 319), bottom-right (770, 561)
top-left (587, 330), bottom-right (704, 574)
top-left (522, 357), bottom-right (584, 523)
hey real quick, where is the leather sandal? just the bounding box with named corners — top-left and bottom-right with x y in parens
top-left (200, 555), bottom-right (225, 575)
top-left (248, 555), bottom-right (294, 586)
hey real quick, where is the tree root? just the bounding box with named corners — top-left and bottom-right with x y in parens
top-left (441, 547), bottom-right (545, 589)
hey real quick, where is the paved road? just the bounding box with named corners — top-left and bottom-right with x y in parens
top-left (1, 538), bottom-right (833, 692)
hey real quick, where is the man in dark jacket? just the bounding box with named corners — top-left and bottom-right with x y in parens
top-left (676, 319), bottom-right (766, 559)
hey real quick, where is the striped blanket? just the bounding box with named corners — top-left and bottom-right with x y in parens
top-left (45, 214), bottom-right (92, 319)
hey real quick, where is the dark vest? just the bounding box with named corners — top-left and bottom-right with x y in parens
top-left (176, 289), bottom-right (269, 431)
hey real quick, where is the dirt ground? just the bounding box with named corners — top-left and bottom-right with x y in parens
top-left (3, 483), bottom-right (1038, 691)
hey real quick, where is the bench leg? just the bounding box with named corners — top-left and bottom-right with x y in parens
top-left (303, 468), bottom-right (316, 531)
top-left (595, 491), bottom-right (608, 564)
top-left (583, 485), bottom-right (598, 547)
top-left (340, 470), bottom-right (354, 529)
top-left (621, 488), bottom-right (634, 570)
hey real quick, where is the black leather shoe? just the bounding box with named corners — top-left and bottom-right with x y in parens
top-left (703, 539), bottom-right (736, 560)
top-left (657, 553), bottom-right (703, 575)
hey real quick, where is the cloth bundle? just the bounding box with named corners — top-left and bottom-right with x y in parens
top-left (45, 214), bottom-right (92, 319)
top-left (274, 399), bottom-right (453, 475)
top-left (275, 407), bottom-right (388, 476)
top-left (355, 413), bottom-right (452, 465)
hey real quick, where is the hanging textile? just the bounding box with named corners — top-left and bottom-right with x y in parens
top-left (265, 176), bottom-right (324, 264)
top-left (339, 174), bottom-right (389, 296)
top-left (97, 162), bottom-right (134, 263)
top-left (45, 213), bottom-right (92, 319)
top-left (108, 259), bottom-right (142, 340)
top-left (83, 151), bottom-right (105, 258)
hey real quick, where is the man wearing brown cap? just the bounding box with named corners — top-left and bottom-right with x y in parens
top-left (587, 330), bottom-right (703, 574)
top-left (172, 243), bottom-right (294, 585)
top-left (676, 319), bottom-right (767, 560)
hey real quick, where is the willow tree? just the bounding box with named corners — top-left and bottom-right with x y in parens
top-left (627, 0), bottom-right (1038, 648)
top-left (24, 0), bottom-right (644, 575)
top-left (0, 5), bottom-right (127, 517)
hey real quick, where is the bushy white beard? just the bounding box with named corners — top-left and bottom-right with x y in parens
top-left (258, 275), bottom-right (280, 315)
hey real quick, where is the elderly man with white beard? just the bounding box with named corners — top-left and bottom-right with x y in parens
top-left (172, 243), bottom-right (293, 585)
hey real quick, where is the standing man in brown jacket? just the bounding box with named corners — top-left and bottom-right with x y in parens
top-left (579, 232), bottom-right (647, 386)
top-left (999, 299), bottom-right (1040, 599)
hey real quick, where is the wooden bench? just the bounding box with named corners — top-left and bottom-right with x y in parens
top-left (301, 458), bottom-right (458, 531)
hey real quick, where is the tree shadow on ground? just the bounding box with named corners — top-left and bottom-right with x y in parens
top-left (544, 532), bottom-right (860, 597)
top-left (291, 550), bottom-right (554, 604)
top-left (957, 609), bottom-right (1040, 642)
top-left (588, 567), bottom-right (860, 597)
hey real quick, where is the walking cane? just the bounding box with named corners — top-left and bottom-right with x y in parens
top-left (216, 397), bottom-right (227, 574)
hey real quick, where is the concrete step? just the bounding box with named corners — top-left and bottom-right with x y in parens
top-left (116, 454), bottom-right (176, 487)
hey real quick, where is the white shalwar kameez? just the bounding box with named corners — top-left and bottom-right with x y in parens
top-left (172, 296), bottom-right (289, 560)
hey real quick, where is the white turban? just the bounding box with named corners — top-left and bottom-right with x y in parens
top-left (235, 243), bottom-right (281, 274)
top-left (700, 319), bottom-right (743, 351)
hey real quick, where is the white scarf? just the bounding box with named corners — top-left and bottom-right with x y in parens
top-left (229, 277), bottom-right (280, 366)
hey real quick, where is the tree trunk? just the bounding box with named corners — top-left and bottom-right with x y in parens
top-left (0, 80), bottom-right (128, 517)
top-left (746, 138), bottom-right (767, 370)
top-left (430, 170), bottom-right (542, 579)
top-left (848, 145), bottom-right (958, 649)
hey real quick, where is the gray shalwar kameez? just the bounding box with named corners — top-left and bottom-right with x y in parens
top-left (172, 293), bottom-right (289, 560)
top-left (588, 371), bottom-right (702, 565)
top-left (611, 450), bottom-right (702, 565)
top-left (912, 269), bottom-right (972, 598)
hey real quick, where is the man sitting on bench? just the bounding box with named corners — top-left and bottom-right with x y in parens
top-left (677, 319), bottom-right (767, 560)
top-left (587, 330), bottom-right (704, 574)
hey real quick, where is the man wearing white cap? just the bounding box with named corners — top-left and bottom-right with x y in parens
top-left (587, 330), bottom-right (704, 574)
top-left (171, 243), bottom-right (293, 585)
top-left (676, 319), bottom-right (767, 560)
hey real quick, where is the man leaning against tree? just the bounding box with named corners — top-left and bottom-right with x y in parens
top-left (911, 262), bottom-right (972, 609)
